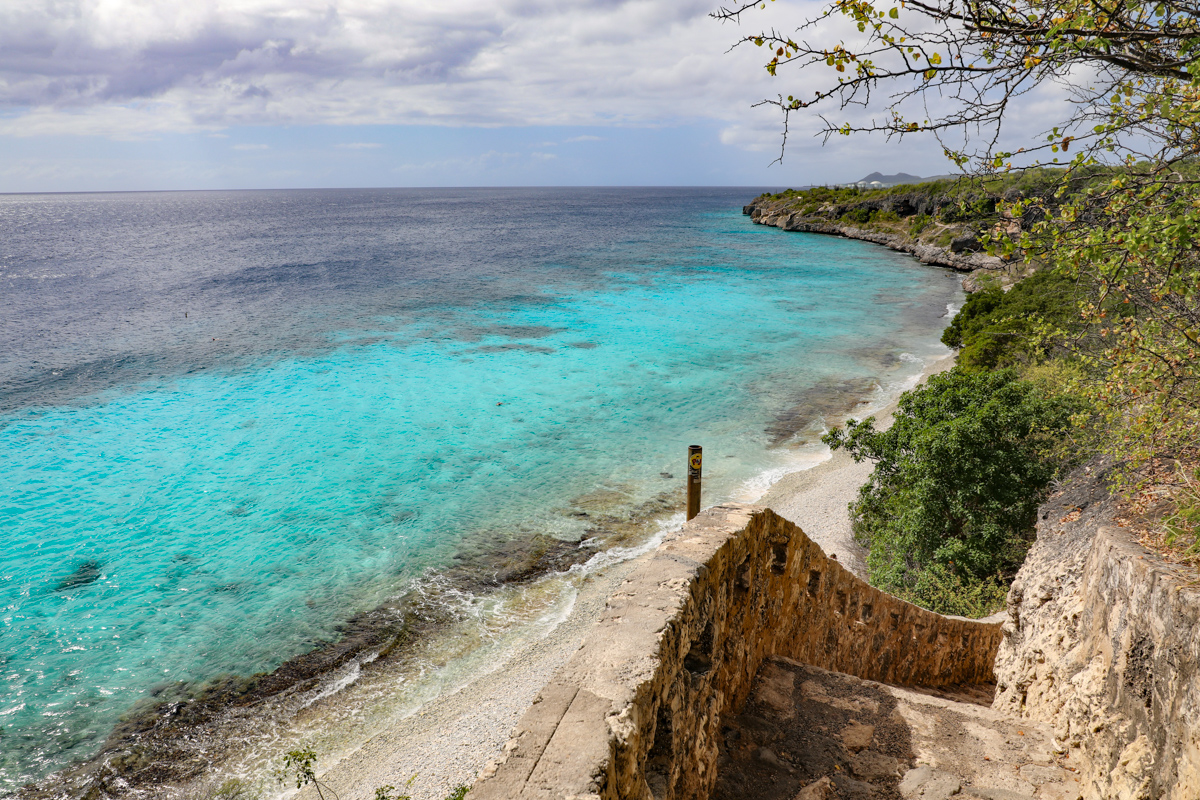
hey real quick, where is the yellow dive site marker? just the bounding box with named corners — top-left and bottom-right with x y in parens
top-left (687, 445), bottom-right (702, 520)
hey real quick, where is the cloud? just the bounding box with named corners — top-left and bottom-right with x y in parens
top-left (719, 122), bottom-right (780, 154)
top-left (391, 148), bottom-right (563, 176)
top-left (0, 0), bottom-right (1079, 179)
top-left (0, 101), bottom-right (217, 139)
top-left (0, 0), bottom-right (796, 138)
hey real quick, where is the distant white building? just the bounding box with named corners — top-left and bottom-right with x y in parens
top-left (832, 173), bottom-right (925, 190)
top-left (840, 180), bottom-right (891, 189)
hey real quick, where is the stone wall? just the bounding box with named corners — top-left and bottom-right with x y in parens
top-left (472, 503), bottom-right (1003, 800)
top-left (993, 466), bottom-right (1200, 800)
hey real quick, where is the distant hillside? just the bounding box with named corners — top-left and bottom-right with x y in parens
top-left (853, 172), bottom-right (962, 186)
top-left (858, 172), bottom-right (923, 185)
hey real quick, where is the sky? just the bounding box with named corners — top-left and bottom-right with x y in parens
top-left (0, 0), bottom-right (1062, 192)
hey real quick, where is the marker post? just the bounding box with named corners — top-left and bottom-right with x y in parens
top-left (686, 445), bottom-right (702, 521)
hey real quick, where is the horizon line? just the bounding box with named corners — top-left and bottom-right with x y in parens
top-left (0, 183), bottom-right (814, 197)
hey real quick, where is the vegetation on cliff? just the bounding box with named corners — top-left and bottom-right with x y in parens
top-left (724, 0), bottom-right (1200, 602)
top-left (939, 270), bottom-right (1080, 371)
top-left (748, 176), bottom-right (1014, 257)
top-left (764, 162), bottom-right (1200, 610)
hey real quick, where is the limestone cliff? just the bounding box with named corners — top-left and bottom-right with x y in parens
top-left (742, 191), bottom-right (1019, 291)
top-left (993, 461), bottom-right (1200, 799)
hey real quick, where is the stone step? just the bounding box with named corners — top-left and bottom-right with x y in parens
top-left (713, 658), bottom-right (1085, 800)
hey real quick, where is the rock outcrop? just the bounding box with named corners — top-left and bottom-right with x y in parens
top-left (472, 504), bottom-right (1002, 800)
top-left (741, 195), bottom-right (1010, 288)
top-left (993, 464), bottom-right (1200, 800)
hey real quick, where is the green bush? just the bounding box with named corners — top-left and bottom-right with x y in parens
top-left (823, 368), bottom-right (1082, 616)
top-left (891, 564), bottom-right (1009, 619)
top-left (938, 195), bottom-right (997, 223)
top-left (942, 270), bottom-right (1080, 371)
top-left (941, 285), bottom-right (1004, 350)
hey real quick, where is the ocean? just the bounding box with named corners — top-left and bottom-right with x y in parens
top-left (0, 187), bottom-right (961, 793)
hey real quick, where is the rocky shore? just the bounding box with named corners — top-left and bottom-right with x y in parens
top-left (21, 202), bottom-right (968, 800)
top-left (741, 192), bottom-right (1015, 292)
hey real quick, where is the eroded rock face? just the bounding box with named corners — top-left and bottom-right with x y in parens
top-left (472, 505), bottom-right (1002, 800)
top-left (740, 195), bottom-right (1009, 281)
top-left (993, 463), bottom-right (1200, 800)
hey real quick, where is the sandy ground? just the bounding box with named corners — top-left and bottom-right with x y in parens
top-left (289, 356), bottom-right (956, 800)
top-left (292, 553), bottom-right (650, 800)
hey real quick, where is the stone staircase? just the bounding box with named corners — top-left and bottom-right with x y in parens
top-left (471, 505), bottom-right (1006, 800)
top-left (714, 658), bottom-right (1084, 800)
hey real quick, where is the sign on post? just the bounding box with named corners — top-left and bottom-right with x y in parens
top-left (687, 445), bottom-right (702, 521)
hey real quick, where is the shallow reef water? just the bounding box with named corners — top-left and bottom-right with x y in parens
top-left (0, 187), bottom-right (961, 792)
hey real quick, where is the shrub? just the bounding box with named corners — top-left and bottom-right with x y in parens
top-left (942, 270), bottom-right (1081, 371)
top-left (891, 564), bottom-right (1009, 619)
top-left (941, 285), bottom-right (1004, 350)
top-left (823, 368), bottom-right (1082, 615)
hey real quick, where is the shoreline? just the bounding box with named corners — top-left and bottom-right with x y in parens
top-left (14, 367), bottom-right (953, 800)
top-left (740, 193), bottom-right (1016, 292)
top-left (754, 353), bottom-right (956, 580)
top-left (3, 190), bottom-right (970, 800)
top-left (11, 510), bottom-right (669, 800)
top-left (12, 280), bottom-right (963, 798)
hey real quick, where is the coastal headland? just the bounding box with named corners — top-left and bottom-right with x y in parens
top-left (27, 186), bottom-right (1198, 800)
top-left (741, 183), bottom-right (1022, 292)
top-left (11, 188), bottom-right (964, 800)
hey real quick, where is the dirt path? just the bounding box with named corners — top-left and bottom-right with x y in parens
top-left (715, 658), bottom-right (1084, 800)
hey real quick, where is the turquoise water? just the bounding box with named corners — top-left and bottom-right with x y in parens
top-left (0, 188), bottom-right (961, 790)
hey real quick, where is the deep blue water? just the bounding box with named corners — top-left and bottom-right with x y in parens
top-left (0, 187), bottom-right (961, 790)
